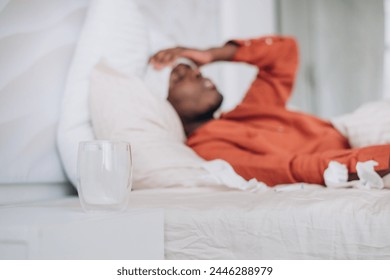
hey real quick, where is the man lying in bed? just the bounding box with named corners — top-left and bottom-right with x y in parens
top-left (148, 36), bottom-right (390, 186)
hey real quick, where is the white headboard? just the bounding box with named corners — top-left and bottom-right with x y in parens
top-left (0, 0), bottom-right (89, 183)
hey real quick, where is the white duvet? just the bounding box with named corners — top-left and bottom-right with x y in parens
top-left (125, 187), bottom-right (390, 259)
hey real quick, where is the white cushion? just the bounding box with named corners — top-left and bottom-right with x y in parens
top-left (331, 100), bottom-right (390, 147)
top-left (89, 62), bottom-right (213, 189)
top-left (57, 0), bottom-right (149, 186)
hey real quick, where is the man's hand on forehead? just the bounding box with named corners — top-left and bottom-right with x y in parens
top-left (149, 47), bottom-right (213, 70)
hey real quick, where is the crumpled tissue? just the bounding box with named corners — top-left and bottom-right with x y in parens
top-left (324, 160), bottom-right (388, 190)
top-left (202, 159), bottom-right (270, 192)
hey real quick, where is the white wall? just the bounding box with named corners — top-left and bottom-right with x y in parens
top-left (278, 0), bottom-right (384, 118)
top-left (217, 0), bottom-right (276, 111)
top-left (0, 0), bottom-right (89, 183)
top-left (384, 0), bottom-right (390, 99)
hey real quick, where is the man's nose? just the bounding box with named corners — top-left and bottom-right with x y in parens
top-left (192, 68), bottom-right (201, 78)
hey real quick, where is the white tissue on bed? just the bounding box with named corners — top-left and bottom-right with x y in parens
top-left (202, 160), bottom-right (269, 192)
top-left (355, 160), bottom-right (384, 190)
top-left (324, 161), bottom-right (349, 188)
top-left (324, 160), bottom-right (385, 190)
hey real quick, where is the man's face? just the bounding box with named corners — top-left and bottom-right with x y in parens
top-left (168, 64), bottom-right (223, 121)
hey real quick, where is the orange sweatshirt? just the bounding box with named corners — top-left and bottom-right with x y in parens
top-left (187, 36), bottom-right (390, 186)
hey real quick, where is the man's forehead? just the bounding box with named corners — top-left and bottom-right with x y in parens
top-left (172, 64), bottom-right (192, 72)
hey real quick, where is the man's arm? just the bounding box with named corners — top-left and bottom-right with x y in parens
top-left (149, 36), bottom-right (298, 106)
top-left (230, 36), bottom-right (299, 106)
top-left (229, 36), bottom-right (298, 76)
top-left (149, 36), bottom-right (297, 74)
top-left (190, 138), bottom-right (390, 186)
top-left (149, 44), bottom-right (238, 69)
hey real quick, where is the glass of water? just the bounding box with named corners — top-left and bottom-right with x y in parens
top-left (77, 140), bottom-right (132, 212)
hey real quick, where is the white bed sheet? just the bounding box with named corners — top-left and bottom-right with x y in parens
top-left (2, 184), bottom-right (390, 259)
top-left (125, 187), bottom-right (390, 259)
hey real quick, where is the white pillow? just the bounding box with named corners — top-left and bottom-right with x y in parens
top-left (331, 100), bottom-right (390, 148)
top-left (89, 62), bottom-right (214, 190)
top-left (57, 0), bottom-right (149, 186)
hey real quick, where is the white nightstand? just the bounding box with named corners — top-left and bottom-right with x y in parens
top-left (0, 197), bottom-right (164, 259)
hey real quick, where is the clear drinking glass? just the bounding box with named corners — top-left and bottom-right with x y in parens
top-left (77, 140), bottom-right (132, 212)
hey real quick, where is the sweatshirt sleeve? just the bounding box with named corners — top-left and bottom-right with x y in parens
top-left (227, 36), bottom-right (299, 106)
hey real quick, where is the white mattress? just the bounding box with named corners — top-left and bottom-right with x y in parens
top-left (18, 185), bottom-right (390, 260)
